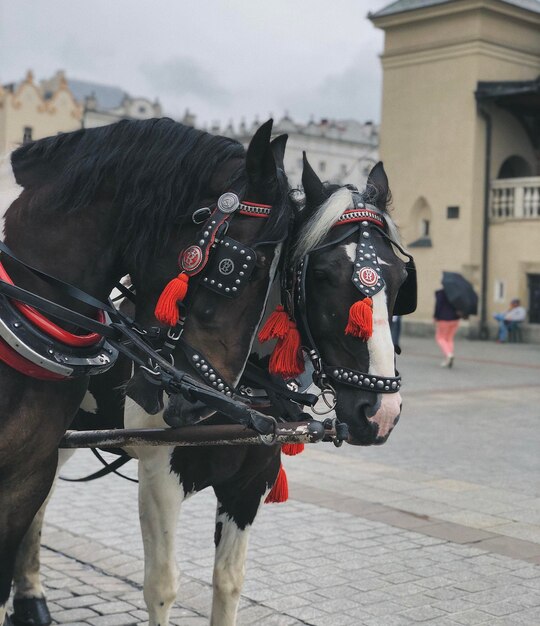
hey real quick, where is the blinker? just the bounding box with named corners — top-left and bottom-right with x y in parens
top-left (202, 236), bottom-right (257, 298)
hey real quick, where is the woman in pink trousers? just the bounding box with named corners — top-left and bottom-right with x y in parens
top-left (434, 288), bottom-right (460, 367)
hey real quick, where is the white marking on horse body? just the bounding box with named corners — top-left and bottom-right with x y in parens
top-left (343, 242), bottom-right (356, 263)
top-left (377, 256), bottom-right (390, 266)
top-left (137, 443), bottom-right (183, 626)
top-left (0, 152), bottom-right (22, 236)
top-left (367, 289), bottom-right (402, 438)
top-left (211, 501), bottom-right (262, 626)
top-left (80, 390), bottom-right (98, 414)
top-left (0, 602), bottom-right (7, 624)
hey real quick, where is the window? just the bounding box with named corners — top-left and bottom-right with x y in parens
top-left (319, 161), bottom-right (326, 173)
top-left (494, 280), bottom-right (505, 303)
top-left (447, 206), bottom-right (459, 219)
top-left (23, 126), bottom-right (33, 144)
top-left (421, 219), bottom-right (430, 237)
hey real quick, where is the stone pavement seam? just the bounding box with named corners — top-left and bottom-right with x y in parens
top-left (289, 481), bottom-right (540, 564)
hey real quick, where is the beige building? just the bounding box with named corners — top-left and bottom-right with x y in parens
top-left (370, 0), bottom-right (540, 340)
top-left (0, 70), bottom-right (82, 153)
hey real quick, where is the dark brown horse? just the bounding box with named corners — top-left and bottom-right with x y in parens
top-left (0, 118), bottom-right (294, 625)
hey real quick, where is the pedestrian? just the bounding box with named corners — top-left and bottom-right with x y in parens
top-left (493, 298), bottom-right (526, 342)
top-left (434, 288), bottom-right (460, 368)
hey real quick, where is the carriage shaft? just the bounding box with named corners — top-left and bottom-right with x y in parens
top-left (60, 421), bottom-right (327, 448)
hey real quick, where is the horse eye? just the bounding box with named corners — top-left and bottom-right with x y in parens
top-left (312, 269), bottom-right (328, 281)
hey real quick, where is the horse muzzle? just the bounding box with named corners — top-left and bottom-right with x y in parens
top-left (344, 392), bottom-right (402, 446)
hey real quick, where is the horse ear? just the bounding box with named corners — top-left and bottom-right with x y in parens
top-left (302, 152), bottom-right (326, 209)
top-left (246, 119), bottom-right (276, 186)
top-left (270, 134), bottom-right (288, 171)
top-left (366, 161), bottom-right (390, 211)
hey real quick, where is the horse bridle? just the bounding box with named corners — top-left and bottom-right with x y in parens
top-left (291, 193), bottom-right (417, 398)
top-left (142, 190), bottom-right (289, 399)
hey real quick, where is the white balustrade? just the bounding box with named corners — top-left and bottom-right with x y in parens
top-left (490, 177), bottom-right (540, 221)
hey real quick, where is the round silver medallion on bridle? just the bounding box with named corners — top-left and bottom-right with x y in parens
top-left (218, 258), bottom-right (235, 275)
top-left (217, 192), bottom-right (240, 214)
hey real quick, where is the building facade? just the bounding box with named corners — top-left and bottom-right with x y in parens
top-left (370, 0), bottom-right (540, 339)
top-left (0, 70), bottom-right (82, 154)
top-left (220, 115), bottom-right (379, 188)
top-left (40, 70), bottom-right (163, 128)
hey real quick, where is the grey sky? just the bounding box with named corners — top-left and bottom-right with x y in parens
top-left (0, 0), bottom-right (389, 126)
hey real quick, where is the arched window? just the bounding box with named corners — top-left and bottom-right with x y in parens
top-left (498, 156), bottom-right (532, 179)
top-left (409, 196), bottom-right (433, 247)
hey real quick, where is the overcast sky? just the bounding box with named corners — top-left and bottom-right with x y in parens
top-left (0, 0), bottom-right (390, 127)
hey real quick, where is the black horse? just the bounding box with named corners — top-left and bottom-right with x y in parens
top-left (0, 117), bottom-right (293, 626)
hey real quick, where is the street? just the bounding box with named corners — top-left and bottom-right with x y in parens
top-left (15, 336), bottom-right (540, 625)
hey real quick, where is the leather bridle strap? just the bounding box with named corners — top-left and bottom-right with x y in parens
top-left (293, 203), bottom-right (402, 395)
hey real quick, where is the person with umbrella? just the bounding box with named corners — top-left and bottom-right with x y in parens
top-left (434, 288), bottom-right (460, 368)
top-left (434, 273), bottom-right (478, 368)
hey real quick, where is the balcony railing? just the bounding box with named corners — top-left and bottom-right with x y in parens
top-left (490, 177), bottom-right (540, 221)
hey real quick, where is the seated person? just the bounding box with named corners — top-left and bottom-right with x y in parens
top-left (493, 298), bottom-right (526, 342)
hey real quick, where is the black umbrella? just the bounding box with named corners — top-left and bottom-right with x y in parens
top-left (442, 272), bottom-right (478, 316)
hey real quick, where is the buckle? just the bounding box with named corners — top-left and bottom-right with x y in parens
top-left (192, 207), bottom-right (212, 224)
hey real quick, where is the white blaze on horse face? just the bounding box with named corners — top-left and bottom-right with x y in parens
top-left (343, 242), bottom-right (401, 438)
top-left (0, 153), bottom-right (22, 235)
top-left (366, 289), bottom-right (402, 438)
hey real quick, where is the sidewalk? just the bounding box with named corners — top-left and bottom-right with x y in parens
top-left (11, 337), bottom-right (540, 625)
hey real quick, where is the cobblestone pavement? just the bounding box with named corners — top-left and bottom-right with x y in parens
top-left (9, 337), bottom-right (540, 625)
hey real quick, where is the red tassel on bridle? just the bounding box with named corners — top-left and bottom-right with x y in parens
top-left (258, 306), bottom-right (304, 379)
top-left (154, 272), bottom-right (189, 326)
top-left (345, 297), bottom-right (373, 340)
top-left (258, 305), bottom-right (289, 341)
top-left (282, 442), bottom-right (304, 456)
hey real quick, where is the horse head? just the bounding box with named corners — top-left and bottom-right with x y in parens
top-left (127, 120), bottom-right (292, 425)
top-left (292, 155), bottom-right (416, 445)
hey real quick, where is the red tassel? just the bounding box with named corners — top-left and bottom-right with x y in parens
top-left (268, 320), bottom-right (304, 378)
top-left (265, 464), bottom-right (288, 503)
top-left (282, 443), bottom-right (304, 456)
top-left (345, 297), bottom-right (373, 340)
top-left (155, 272), bottom-right (189, 326)
top-left (258, 305), bottom-right (290, 342)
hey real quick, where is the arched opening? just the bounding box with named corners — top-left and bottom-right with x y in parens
top-left (497, 155), bottom-right (532, 179)
top-left (408, 196), bottom-right (433, 247)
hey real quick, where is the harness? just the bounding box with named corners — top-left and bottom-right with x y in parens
top-left (140, 191), bottom-right (289, 401)
top-left (291, 193), bottom-right (417, 400)
top-left (0, 193), bottom-right (293, 436)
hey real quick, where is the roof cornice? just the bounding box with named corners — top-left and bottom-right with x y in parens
top-left (369, 0), bottom-right (540, 29)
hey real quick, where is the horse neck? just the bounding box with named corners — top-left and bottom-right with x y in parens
top-left (3, 195), bottom-right (122, 313)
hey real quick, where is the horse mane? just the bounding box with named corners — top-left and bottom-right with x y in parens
top-left (10, 118), bottom-right (255, 263)
top-left (292, 183), bottom-right (399, 263)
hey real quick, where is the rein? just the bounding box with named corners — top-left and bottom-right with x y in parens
top-left (0, 194), bottom-right (293, 436)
